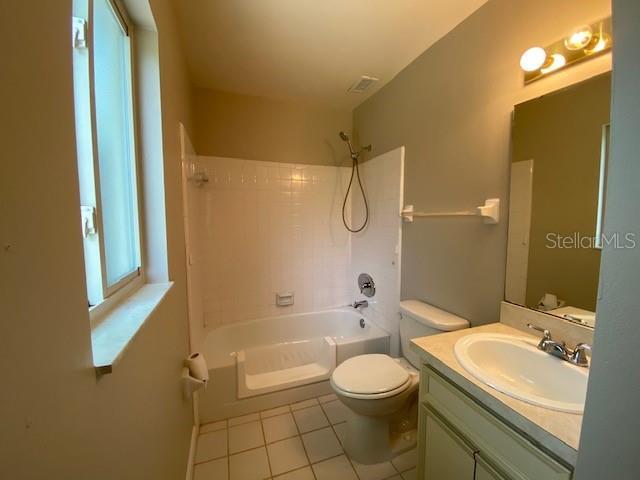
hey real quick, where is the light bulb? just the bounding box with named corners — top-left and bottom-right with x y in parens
top-left (540, 54), bottom-right (567, 74)
top-left (565, 25), bottom-right (593, 51)
top-left (520, 47), bottom-right (547, 72)
top-left (585, 34), bottom-right (609, 54)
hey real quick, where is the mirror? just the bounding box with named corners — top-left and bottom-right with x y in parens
top-left (506, 73), bottom-right (611, 328)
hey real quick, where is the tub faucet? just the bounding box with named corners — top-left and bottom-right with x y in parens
top-left (352, 300), bottom-right (368, 310)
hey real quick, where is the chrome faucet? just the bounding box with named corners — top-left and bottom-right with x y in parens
top-left (569, 343), bottom-right (592, 367)
top-left (352, 300), bottom-right (369, 309)
top-left (527, 324), bottom-right (591, 367)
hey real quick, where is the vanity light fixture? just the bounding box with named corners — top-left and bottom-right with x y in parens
top-left (520, 47), bottom-right (547, 72)
top-left (520, 17), bottom-right (611, 84)
top-left (540, 54), bottom-right (567, 74)
top-left (564, 25), bottom-right (593, 51)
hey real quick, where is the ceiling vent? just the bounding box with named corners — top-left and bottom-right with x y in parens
top-left (347, 75), bottom-right (379, 94)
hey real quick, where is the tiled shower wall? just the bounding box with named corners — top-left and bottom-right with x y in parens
top-left (350, 147), bottom-right (404, 355)
top-left (189, 156), bottom-right (352, 330)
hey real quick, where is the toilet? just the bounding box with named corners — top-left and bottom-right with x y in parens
top-left (330, 300), bottom-right (469, 464)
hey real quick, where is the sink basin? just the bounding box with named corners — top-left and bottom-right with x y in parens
top-left (454, 333), bottom-right (588, 413)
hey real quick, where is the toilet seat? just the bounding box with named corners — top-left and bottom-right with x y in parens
top-left (331, 354), bottom-right (413, 400)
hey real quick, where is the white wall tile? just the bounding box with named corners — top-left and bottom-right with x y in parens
top-left (190, 156), bottom-right (352, 331)
top-left (185, 151), bottom-right (403, 353)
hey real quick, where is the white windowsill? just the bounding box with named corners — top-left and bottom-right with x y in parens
top-left (90, 282), bottom-right (174, 375)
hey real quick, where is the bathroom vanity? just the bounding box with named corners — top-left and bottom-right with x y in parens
top-left (411, 317), bottom-right (590, 480)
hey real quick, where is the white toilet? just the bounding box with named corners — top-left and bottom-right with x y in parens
top-left (330, 300), bottom-right (469, 464)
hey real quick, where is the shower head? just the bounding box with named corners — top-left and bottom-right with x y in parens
top-left (339, 131), bottom-right (357, 160)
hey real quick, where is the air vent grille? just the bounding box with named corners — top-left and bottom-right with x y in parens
top-left (348, 75), bottom-right (379, 93)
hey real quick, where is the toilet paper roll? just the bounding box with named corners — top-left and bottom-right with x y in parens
top-left (186, 352), bottom-right (209, 383)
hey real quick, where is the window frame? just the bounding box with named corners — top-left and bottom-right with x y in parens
top-left (74, 0), bottom-right (145, 312)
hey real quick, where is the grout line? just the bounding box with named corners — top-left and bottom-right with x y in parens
top-left (209, 396), bottom-right (369, 479)
top-left (259, 419), bottom-right (274, 480)
top-left (290, 400), bottom-right (317, 480)
top-left (315, 398), bottom-right (363, 480)
top-left (194, 452), bottom-right (227, 465)
top-left (228, 440), bottom-right (269, 457)
top-left (388, 451), bottom-right (402, 476)
top-left (311, 452), bottom-right (345, 465)
top-left (206, 395), bottom-right (414, 479)
top-left (270, 465), bottom-right (310, 479)
top-left (226, 422), bottom-right (230, 480)
top-left (329, 429), bottom-right (361, 480)
top-left (224, 417), bottom-right (345, 456)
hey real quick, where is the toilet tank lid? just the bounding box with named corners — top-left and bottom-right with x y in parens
top-left (399, 300), bottom-right (470, 331)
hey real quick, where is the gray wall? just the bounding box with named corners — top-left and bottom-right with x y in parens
top-left (353, 0), bottom-right (610, 325)
top-left (0, 1), bottom-right (194, 478)
top-left (576, 1), bottom-right (640, 477)
top-left (193, 88), bottom-right (353, 166)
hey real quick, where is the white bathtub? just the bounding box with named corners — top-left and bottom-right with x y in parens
top-left (198, 308), bottom-right (390, 422)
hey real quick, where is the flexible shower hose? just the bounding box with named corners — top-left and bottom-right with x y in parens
top-left (342, 156), bottom-right (369, 233)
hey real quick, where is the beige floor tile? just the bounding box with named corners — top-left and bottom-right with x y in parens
top-left (391, 448), bottom-right (416, 473)
top-left (318, 393), bottom-right (337, 404)
top-left (228, 412), bottom-right (260, 426)
top-left (401, 467), bottom-right (417, 480)
top-left (351, 459), bottom-right (397, 480)
top-left (321, 400), bottom-right (349, 424)
top-left (228, 421), bottom-right (264, 454)
top-left (333, 423), bottom-right (346, 445)
top-left (290, 398), bottom-right (319, 411)
top-left (196, 430), bottom-right (228, 463)
top-left (273, 466), bottom-right (315, 480)
top-left (262, 413), bottom-right (298, 443)
top-left (229, 447), bottom-right (270, 480)
top-left (301, 427), bottom-right (342, 463)
top-left (194, 457), bottom-right (228, 480)
top-left (312, 455), bottom-right (358, 480)
top-left (200, 420), bottom-right (227, 434)
top-left (266, 437), bottom-right (309, 476)
top-left (261, 405), bottom-right (291, 419)
top-left (292, 405), bottom-right (329, 433)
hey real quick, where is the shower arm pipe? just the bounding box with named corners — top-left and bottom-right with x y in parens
top-left (400, 198), bottom-right (500, 224)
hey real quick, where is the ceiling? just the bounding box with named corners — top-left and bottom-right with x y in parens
top-left (173, 0), bottom-right (488, 109)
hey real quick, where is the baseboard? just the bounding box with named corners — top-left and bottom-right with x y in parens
top-left (185, 424), bottom-right (199, 480)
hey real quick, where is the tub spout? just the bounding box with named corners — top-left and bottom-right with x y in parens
top-left (352, 300), bottom-right (369, 309)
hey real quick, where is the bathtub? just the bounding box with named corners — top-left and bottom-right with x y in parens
top-left (198, 308), bottom-right (390, 422)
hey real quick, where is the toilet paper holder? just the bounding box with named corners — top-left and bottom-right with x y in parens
top-left (182, 367), bottom-right (206, 397)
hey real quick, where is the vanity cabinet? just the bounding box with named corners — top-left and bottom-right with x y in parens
top-left (422, 405), bottom-right (476, 479)
top-left (417, 365), bottom-right (573, 480)
top-left (475, 455), bottom-right (509, 480)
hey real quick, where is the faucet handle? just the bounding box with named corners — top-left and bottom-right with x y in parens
top-left (569, 343), bottom-right (592, 367)
top-left (527, 323), bottom-right (551, 339)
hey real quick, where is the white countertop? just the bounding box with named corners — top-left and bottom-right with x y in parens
top-left (411, 322), bottom-right (583, 466)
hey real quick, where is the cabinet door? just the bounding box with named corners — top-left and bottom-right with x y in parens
top-left (475, 454), bottom-right (511, 480)
top-left (422, 405), bottom-right (477, 480)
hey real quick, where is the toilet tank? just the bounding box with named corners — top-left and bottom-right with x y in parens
top-left (399, 300), bottom-right (470, 368)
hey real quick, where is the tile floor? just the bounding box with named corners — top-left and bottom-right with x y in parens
top-left (194, 394), bottom-right (417, 480)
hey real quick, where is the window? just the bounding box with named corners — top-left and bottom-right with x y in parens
top-left (73, 0), bottom-right (142, 308)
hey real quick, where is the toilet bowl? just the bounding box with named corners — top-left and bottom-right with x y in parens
top-left (330, 300), bottom-right (469, 464)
